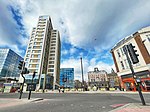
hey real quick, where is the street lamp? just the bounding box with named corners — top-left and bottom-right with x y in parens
top-left (80, 57), bottom-right (84, 91)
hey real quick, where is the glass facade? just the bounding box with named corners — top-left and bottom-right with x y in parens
top-left (0, 49), bottom-right (23, 79)
top-left (60, 68), bottom-right (74, 88)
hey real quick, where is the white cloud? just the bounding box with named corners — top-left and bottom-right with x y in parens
top-left (2, 0), bottom-right (150, 52)
top-left (1, 0), bottom-right (150, 78)
top-left (61, 57), bottom-right (113, 81)
top-left (61, 49), bottom-right (68, 55)
top-left (69, 47), bottom-right (77, 55)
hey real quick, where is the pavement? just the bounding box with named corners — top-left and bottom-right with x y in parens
top-left (0, 98), bottom-right (43, 109)
top-left (0, 91), bottom-right (150, 112)
top-left (110, 103), bottom-right (150, 112)
top-left (0, 98), bottom-right (149, 111)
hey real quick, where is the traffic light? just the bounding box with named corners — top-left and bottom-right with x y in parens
top-left (127, 43), bottom-right (139, 64)
top-left (18, 60), bottom-right (25, 70)
top-left (22, 67), bottom-right (30, 74)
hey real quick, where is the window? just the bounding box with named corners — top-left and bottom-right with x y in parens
top-left (33, 46), bottom-right (42, 49)
top-left (51, 44), bottom-right (56, 46)
top-left (31, 54), bottom-right (40, 58)
top-left (49, 57), bottom-right (55, 60)
top-left (27, 50), bottom-right (31, 53)
top-left (49, 65), bottom-right (54, 68)
top-left (50, 54), bottom-right (55, 56)
top-left (51, 47), bottom-right (55, 49)
top-left (51, 38), bottom-right (56, 40)
top-left (25, 58), bottom-right (29, 61)
top-left (120, 61), bottom-right (125, 70)
top-left (49, 61), bottom-right (54, 64)
top-left (117, 49), bottom-right (121, 57)
top-left (48, 69), bottom-right (54, 72)
top-left (29, 64), bottom-right (39, 68)
top-left (51, 41), bottom-right (56, 43)
top-left (120, 47), bottom-right (124, 55)
top-left (50, 51), bottom-right (55, 53)
top-left (26, 54), bottom-right (30, 57)
top-left (30, 59), bottom-right (40, 63)
top-left (35, 38), bottom-right (43, 41)
top-left (32, 50), bottom-right (41, 53)
top-left (28, 47), bottom-right (31, 49)
top-left (124, 59), bottom-right (129, 69)
top-left (34, 42), bottom-right (42, 45)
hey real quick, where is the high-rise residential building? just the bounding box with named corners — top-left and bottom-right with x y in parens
top-left (20, 15), bottom-right (61, 90)
top-left (88, 68), bottom-right (108, 88)
top-left (111, 26), bottom-right (150, 92)
top-left (0, 49), bottom-right (23, 82)
top-left (60, 68), bottom-right (74, 88)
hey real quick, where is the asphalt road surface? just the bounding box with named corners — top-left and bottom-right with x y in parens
top-left (0, 92), bottom-right (150, 112)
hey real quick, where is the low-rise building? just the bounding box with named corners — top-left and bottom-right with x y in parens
top-left (88, 68), bottom-right (108, 88)
top-left (107, 69), bottom-right (120, 88)
top-left (111, 26), bottom-right (150, 91)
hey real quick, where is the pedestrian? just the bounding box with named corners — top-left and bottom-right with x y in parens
top-left (58, 88), bottom-right (61, 93)
top-left (62, 88), bottom-right (64, 93)
top-left (1, 85), bottom-right (5, 93)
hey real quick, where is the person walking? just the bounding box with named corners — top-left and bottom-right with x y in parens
top-left (1, 85), bottom-right (5, 93)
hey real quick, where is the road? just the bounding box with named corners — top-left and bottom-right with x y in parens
top-left (0, 92), bottom-right (150, 112)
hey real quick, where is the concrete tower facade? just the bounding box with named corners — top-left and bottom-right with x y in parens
top-left (20, 16), bottom-right (60, 90)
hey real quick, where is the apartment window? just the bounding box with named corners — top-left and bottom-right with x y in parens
top-left (50, 54), bottom-right (55, 56)
top-left (26, 54), bottom-right (30, 57)
top-left (48, 69), bottom-right (54, 72)
top-left (29, 69), bottom-right (38, 73)
top-left (51, 47), bottom-right (55, 49)
top-left (28, 47), bottom-right (31, 49)
top-left (117, 49), bottom-right (121, 57)
top-left (27, 50), bottom-right (31, 53)
top-left (49, 61), bottom-right (54, 64)
top-left (32, 50), bottom-right (41, 53)
top-left (49, 57), bottom-right (55, 60)
top-left (120, 47), bottom-right (124, 55)
top-left (30, 59), bottom-right (40, 63)
top-left (120, 61), bottom-right (125, 70)
top-left (29, 43), bottom-right (32, 46)
top-left (25, 58), bottom-right (29, 61)
top-left (34, 42), bottom-right (42, 45)
top-left (29, 64), bottom-right (39, 68)
top-left (51, 44), bottom-right (56, 46)
top-left (52, 35), bottom-right (56, 37)
top-left (31, 54), bottom-right (40, 58)
top-left (50, 51), bottom-right (55, 53)
top-left (33, 46), bottom-right (42, 49)
top-left (52, 32), bottom-right (57, 35)
top-left (48, 65), bottom-right (54, 68)
top-left (51, 38), bottom-right (56, 40)
top-left (51, 41), bottom-right (56, 43)
top-left (124, 59), bottom-right (129, 69)
top-left (35, 38), bottom-right (43, 41)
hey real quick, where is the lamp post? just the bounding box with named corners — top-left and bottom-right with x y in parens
top-left (80, 57), bottom-right (84, 91)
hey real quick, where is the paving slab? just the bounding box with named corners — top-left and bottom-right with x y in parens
top-left (0, 98), bottom-right (43, 108)
top-left (109, 103), bottom-right (150, 112)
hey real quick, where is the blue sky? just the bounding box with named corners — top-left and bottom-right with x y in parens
top-left (1, 0), bottom-right (150, 81)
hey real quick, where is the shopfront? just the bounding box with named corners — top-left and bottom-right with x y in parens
top-left (120, 70), bottom-right (150, 92)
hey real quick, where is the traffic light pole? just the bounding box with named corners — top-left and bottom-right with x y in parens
top-left (28, 75), bottom-right (33, 100)
top-left (123, 45), bottom-right (146, 105)
top-left (19, 61), bottom-right (25, 99)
